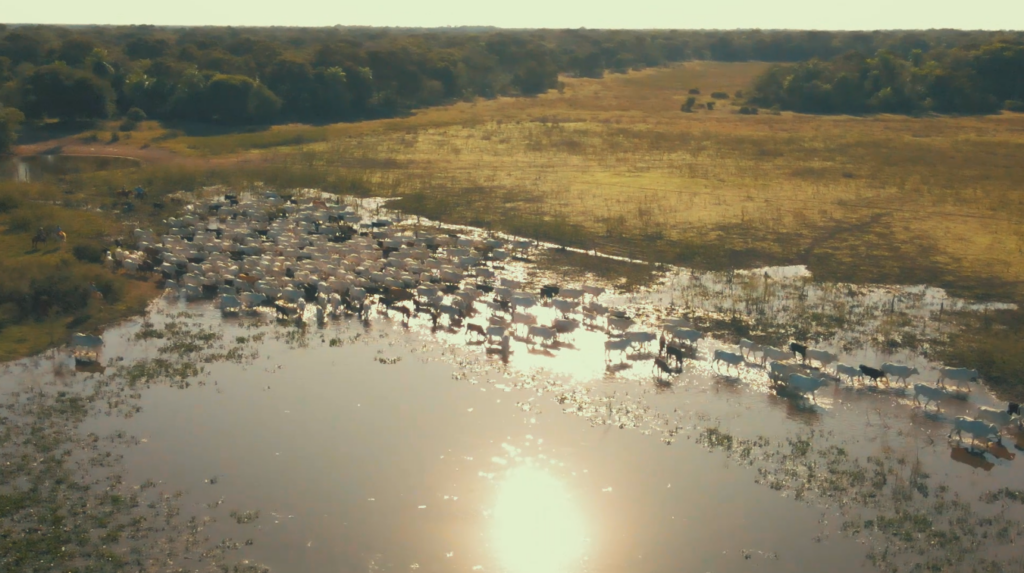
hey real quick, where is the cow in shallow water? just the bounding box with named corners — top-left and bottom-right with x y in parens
top-left (712, 349), bottom-right (745, 375)
top-left (938, 367), bottom-right (979, 392)
top-left (785, 373), bottom-right (826, 401)
top-left (859, 365), bottom-right (888, 386)
top-left (913, 384), bottom-right (947, 411)
top-left (948, 416), bottom-right (1000, 449)
top-left (881, 363), bottom-right (919, 386)
top-left (789, 342), bottom-right (808, 361)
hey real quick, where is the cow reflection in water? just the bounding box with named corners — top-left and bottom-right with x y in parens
top-left (950, 446), bottom-right (995, 471)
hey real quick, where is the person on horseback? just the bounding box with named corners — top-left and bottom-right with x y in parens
top-left (56, 226), bottom-right (67, 243)
top-left (32, 227), bottom-right (47, 249)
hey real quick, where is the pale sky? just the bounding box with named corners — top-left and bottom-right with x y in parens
top-left (4, 0), bottom-right (1023, 30)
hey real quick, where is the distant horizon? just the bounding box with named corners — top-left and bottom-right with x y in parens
top-left (3, 0), bottom-right (1023, 31)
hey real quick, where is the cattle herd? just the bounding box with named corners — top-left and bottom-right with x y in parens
top-left (86, 190), bottom-right (1021, 459)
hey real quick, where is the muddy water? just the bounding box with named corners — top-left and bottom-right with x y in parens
top-left (63, 308), bottom-right (866, 573)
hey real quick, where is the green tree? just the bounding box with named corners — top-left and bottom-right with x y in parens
top-left (0, 104), bottom-right (24, 154)
top-left (56, 36), bottom-right (97, 67)
top-left (201, 74), bottom-right (280, 124)
top-left (265, 57), bottom-right (316, 119)
top-left (0, 31), bottom-right (46, 65)
top-left (22, 64), bottom-right (115, 120)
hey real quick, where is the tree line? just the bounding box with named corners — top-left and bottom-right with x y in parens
top-left (1, 25), bottom-right (1023, 151)
top-left (751, 42), bottom-right (1024, 115)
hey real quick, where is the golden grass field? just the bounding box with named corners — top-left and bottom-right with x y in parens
top-left (93, 61), bottom-right (1018, 302)
top-left (270, 62), bottom-right (1024, 302)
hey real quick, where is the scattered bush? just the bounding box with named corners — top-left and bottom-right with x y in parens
top-left (734, 90), bottom-right (744, 98)
top-left (0, 190), bottom-right (21, 213)
top-left (711, 91), bottom-right (730, 99)
top-left (125, 107), bottom-right (147, 122)
top-left (72, 243), bottom-right (105, 263)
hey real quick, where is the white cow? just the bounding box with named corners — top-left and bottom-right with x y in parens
top-left (761, 346), bottom-right (792, 364)
top-left (670, 328), bottom-right (703, 346)
top-left (739, 338), bottom-right (762, 359)
top-left (975, 404), bottom-right (1022, 429)
top-left (527, 325), bottom-right (556, 345)
top-left (882, 363), bottom-right (919, 386)
top-left (948, 416), bottom-right (1000, 448)
top-left (938, 367), bottom-right (979, 392)
top-left (626, 331), bottom-right (658, 351)
top-left (240, 292), bottom-right (267, 307)
top-left (786, 373), bottom-right (826, 401)
top-left (551, 298), bottom-right (579, 316)
top-left (552, 319), bottom-right (579, 337)
top-left (835, 363), bottom-right (862, 383)
top-left (712, 349), bottom-right (745, 374)
top-left (805, 348), bottom-right (839, 368)
top-left (604, 338), bottom-right (632, 360)
top-left (607, 316), bottom-right (634, 333)
top-left (219, 295), bottom-right (241, 314)
top-left (770, 361), bottom-right (803, 381)
top-left (913, 384), bottom-right (947, 411)
top-left (559, 288), bottom-right (585, 300)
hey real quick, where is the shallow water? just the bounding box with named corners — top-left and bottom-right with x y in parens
top-left (3, 193), bottom-right (1023, 573)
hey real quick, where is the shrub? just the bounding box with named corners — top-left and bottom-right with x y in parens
top-left (72, 243), bottom-right (105, 263)
top-left (711, 92), bottom-right (730, 99)
top-left (739, 106), bottom-right (759, 115)
top-left (681, 96), bottom-right (697, 112)
top-left (706, 101), bottom-right (716, 111)
top-left (126, 107), bottom-right (147, 122)
top-left (118, 119), bottom-right (137, 132)
top-left (109, 131), bottom-right (119, 143)
top-left (688, 88), bottom-right (700, 95)
top-left (1005, 101), bottom-right (1024, 112)
top-left (734, 90), bottom-right (744, 98)
top-left (0, 190), bottom-right (21, 213)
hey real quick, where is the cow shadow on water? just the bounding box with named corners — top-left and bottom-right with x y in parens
top-left (764, 389), bottom-right (826, 425)
top-left (605, 362), bottom-right (633, 374)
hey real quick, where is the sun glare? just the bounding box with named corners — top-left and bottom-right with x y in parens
top-left (491, 466), bottom-right (587, 573)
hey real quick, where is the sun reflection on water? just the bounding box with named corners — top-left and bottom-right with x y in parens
top-left (492, 466), bottom-right (587, 573)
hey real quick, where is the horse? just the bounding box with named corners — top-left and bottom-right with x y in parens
top-left (31, 228), bottom-right (49, 250)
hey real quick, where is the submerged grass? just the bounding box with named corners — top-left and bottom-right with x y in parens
top-left (0, 317), bottom-right (268, 572)
top-left (696, 427), bottom-right (1024, 573)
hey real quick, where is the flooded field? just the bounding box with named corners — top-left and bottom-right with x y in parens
top-left (2, 190), bottom-right (1023, 573)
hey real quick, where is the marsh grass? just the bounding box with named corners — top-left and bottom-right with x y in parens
top-left (0, 318), bottom-right (269, 572)
top-left (697, 427), bottom-right (1024, 572)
